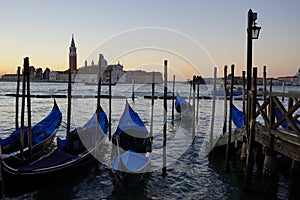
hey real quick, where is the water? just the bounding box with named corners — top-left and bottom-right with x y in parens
top-left (0, 81), bottom-right (299, 199)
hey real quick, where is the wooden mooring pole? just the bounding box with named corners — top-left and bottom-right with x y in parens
top-left (109, 70), bottom-right (112, 141)
top-left (240, 70), bottom-right (247, 160)
top-left (162, 60), bottom-right (168, 176)
top-left (67, 69), bottom-right (72, 138)
top-left (261, 75), bottom-right (279, 194)
top-left (196, 77), bottom-right (200, 124)
top-left (225, 64), bottom-right (234, 172)
top-left (95, 54), bottom-right (102, 159)
top-left (171, 75), bottom-right (175, 124)
top-left (25, 57), bottom-right (32, 160)
top-left (222, 65), bottom-right (228, 135)
top-left (15, 66), bottom-right (21, 130)
top-left (131, 80), bottom-right (135, 102)
top-left (244, 67), bottom-right (258, 190)
top-left (263, 66), bottom-right (267, 102)
top-left (20, 60), bottom-right (27, 157)
top-left (281, 82), bottom-right (285, 102)
top-left (208, 67), bottom-right (217, 160)
top-left (150, 72), bottom-right (155, 138)
top-left (192, 75), bottom-right (196, 142)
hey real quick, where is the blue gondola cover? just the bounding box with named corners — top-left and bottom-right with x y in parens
top-left (232, 104), bottom-right (244, 129)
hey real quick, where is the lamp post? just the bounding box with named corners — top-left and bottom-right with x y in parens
top-left (247, 9), bottom-right (261, 94)
top-left (245, 8), bottom-right (261, 189)
top-left (246, 9), bottom-right (261, 137)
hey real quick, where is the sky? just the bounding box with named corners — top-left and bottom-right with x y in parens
top-left (0, 0), bottom-right (300, 80)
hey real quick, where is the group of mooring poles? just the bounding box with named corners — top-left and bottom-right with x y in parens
top-left (163, 62), bottom-right (203, 175)
top-left (15, 57), bottom-right (33, 160)
top-left (219, 63), bottom-right (275, 190)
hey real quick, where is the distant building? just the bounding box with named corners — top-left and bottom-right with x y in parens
top-left (0, 74), bottom-right (19, 81)
top-left (69, 35), bottom-right (77, 72)
top-left (266, 78), bottom-right (281, 86)
top-left (102, 62), bottom-right (124, 84)
top-left (277, 76), bottom-right (298, 86)
top-left (119, 70), bottom-right (163, 84)
top-left (75, 56), bottom-right (125, 85)
top-left (76, 54), bottom-right (108, 84)
top-left (49, 35), bottom-right (78, 82)
top-left (296, 68), bottom-right (300, 85)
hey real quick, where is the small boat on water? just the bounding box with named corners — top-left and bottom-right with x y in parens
top-left (111, 101), bottom-right (153, 187)
top-left (0, 100), bottom-right (62, 165)
top-left (175, 94), bottom-right (193, 120)
top-left (0, 105), bottom-right (108, 196)
top-left (214, 86), bottom-right (243, 97)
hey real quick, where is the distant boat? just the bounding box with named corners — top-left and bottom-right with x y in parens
top-left (1, 100), bottom-right (62, 164)
top-left (111, 101), bottom-right (153, 187)
top-left (1, 105), bottom-right (108, 195)
top-left (214, 86), bottom-right (243, 97)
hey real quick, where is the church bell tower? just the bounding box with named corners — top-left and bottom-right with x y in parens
top-left (69, 34), bottom-right (77, 72)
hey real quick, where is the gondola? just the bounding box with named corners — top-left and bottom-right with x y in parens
top-left (175, 93), bottom-right (193, 120)
top-left (0, 100), bottom-right (62, 166)
top-left (0, 105), bottom-right (108, 196)
top-left (232, 104), bottom-right (244, 129)
top-left (111, 101), bottom-right (152, 187)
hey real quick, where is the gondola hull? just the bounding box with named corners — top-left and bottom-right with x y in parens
top-left (1, 106), bottom-right (107, 196)
top-left (1, 101), bottom-right (62, 168)
top-left (2, 150), bottom-right (96, 196)
top-left (111, 102), bottom-right (152, 188)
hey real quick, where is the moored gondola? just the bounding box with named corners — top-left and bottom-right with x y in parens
top-left (111, 101), bottom-right (152, 188)
top-left (1, 100), bottom-right (62, 167)
top-left (0, 105), bottom-right (108, 196)
top-left (175, 93), bottom-right (193, 120)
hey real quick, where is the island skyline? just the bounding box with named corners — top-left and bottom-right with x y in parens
top-left (0, 1), bottom-right (299, 80)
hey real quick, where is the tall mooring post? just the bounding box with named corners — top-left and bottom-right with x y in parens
top-left (15, 66), bottom-right (21, 130)
top-left (222, 65), bottom-right (228, 135)
top-left (162, 60), bottom-right (168, 176)
top-left (246, 8), bottom-right (261, 156)
top-left (25, 57), bottom-right (32, 160)
top-left (225, 64), bottom-right (234, 172)
top-left (244, 67), bottom-right (258, 189)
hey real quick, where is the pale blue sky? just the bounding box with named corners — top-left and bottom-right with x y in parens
top-left (0, 0), bottom-right (299, 79)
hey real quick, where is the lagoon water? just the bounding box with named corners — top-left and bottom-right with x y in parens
top-left (0, 81), bottom-right (299, 199)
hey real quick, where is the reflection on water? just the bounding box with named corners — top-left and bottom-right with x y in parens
top-left (0, 81), bottom-right (299, 199)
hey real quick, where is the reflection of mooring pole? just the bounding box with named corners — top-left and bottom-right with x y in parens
top-left (171, 75), bottom-right (175, 123)
top-left (162, 60), bottom-right (168, 176)
top-left (15, 66), bottom-right (21, 130)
